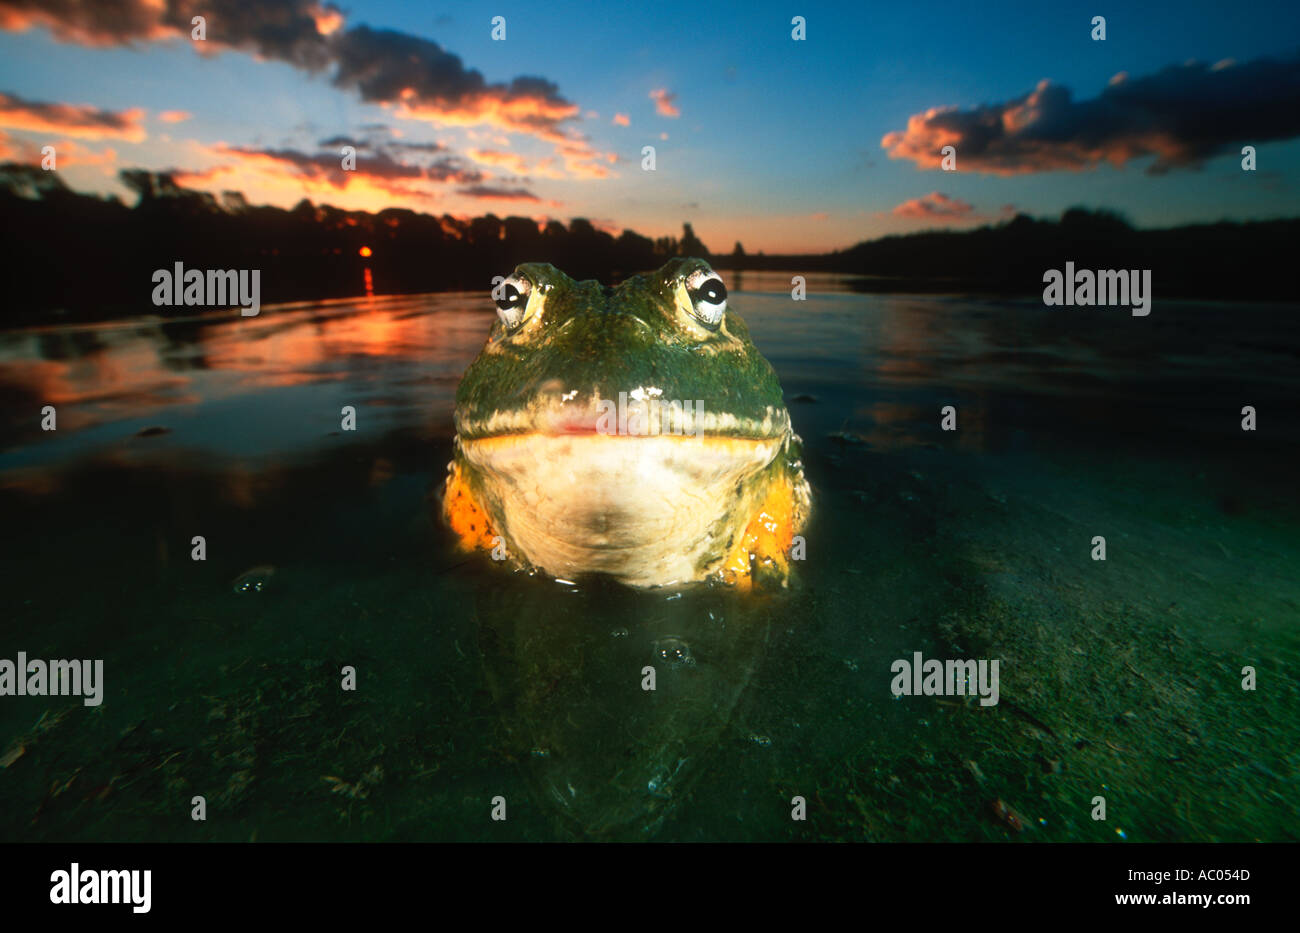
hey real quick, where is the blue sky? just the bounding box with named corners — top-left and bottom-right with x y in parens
top-left (0, 0), bottom-right (1297, 252)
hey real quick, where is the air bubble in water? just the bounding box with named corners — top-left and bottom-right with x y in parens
top-left (652, 637), bottom-right (694, 667)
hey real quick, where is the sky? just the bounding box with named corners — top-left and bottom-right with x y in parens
top-left (0, 0), bottom-right (1297, 253)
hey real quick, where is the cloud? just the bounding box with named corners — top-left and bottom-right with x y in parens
top-left (881, 53), bottom-right (1300, 175)
top-left (213, 144), bottom-right (421, 182)
top-left (319, 135), bottom-right (370, 151)
top-left (0, 90), bottom-right (145, 141)
top-left (332, 25), bottom-right (579, 140)
top-left (0, 0), bottom-right (342, 67)
top-left (423, 156), bottom-right (483, 184)
top-left (169, 142), bottom-right (485, 209)
top-left (0, 129), bottom-right (34, 161)
top-left (388, 140), bottom-right (447, 153)
top-left (466, 148), bottom-right (531, 176)
top-left (157, 110), bottom-right (191, 124)
top-left (0, 0), bottom-right (176, 46)
top-left (892, 192), bottom-right (974, 218)
top-left (319, 135), bottom-right (446, 157)
top-left (613, 113), bottom-right (629, 126)
top-left (457, 184), bottom-right (541, 202)
top-left (650, 89), bottom-right (680, 118)
top-left (222, 143), bottom-right (479, 185)
top-left (0, 1), bottom-right (598, 167)
top-left (0, 130), bottom-right (117, 174)
top-left (54, 139), bottom-right (117, 167)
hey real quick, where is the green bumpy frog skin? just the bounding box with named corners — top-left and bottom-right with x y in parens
top-left (443, 258), bottom-right (811, 589)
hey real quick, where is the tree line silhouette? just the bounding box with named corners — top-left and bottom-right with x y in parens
top-left (0, 163), bottom-right (1293, 325)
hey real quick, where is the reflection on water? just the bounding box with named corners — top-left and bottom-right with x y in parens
top-left (476, 577), bottom-right (775, 838)
top-left (0, 293), bottom-right (488, 471)
top-left (6, 286), bottom-right (1296, 468)
top-left (1, 280), bottom-right (1297, 841)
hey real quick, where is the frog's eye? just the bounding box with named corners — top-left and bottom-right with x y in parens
top-left (492, 274), bottom-right (531, 330)
top-left (685, 268), bottom-right (727, 327)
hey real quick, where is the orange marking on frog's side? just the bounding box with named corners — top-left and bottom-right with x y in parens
top-left (720, 478), bottom-right (796, 587)
top-left (443, 463), bottom-right (498, 552)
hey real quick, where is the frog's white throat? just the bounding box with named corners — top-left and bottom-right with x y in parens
top-left (458, 432), bottom-right (785, 588)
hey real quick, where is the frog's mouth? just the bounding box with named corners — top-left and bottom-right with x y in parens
top-left (455, 394), bottom-right (791, 443)
top-left (460, 431), bottom-right (783, 476)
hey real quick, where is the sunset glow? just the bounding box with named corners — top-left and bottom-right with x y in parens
top-left (0, 1), bottom-right (1297, 252)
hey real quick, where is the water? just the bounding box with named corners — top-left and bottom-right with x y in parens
top-left (1, 277), bottom-right (1297, 841)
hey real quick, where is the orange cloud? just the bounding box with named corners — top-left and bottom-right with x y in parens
top-left (312, 6), bottom-right (344, 36)
top-left (0, 132), bottom-right (117, 169)
top-left (613, 113), bottom-right (629, 126)
top-left (466, 148), bottom-right (533, 176)
top-left (0, 129), bottom-right (36, 160)
top-left (464, 145), bottom-right (607, 180)
top-left (892, 192), bottom-right (974, 218)
top-left (564, 160), bottom-right (613, 179)
top-left (157, 110), bottom-right (192, 124)
top-left (391, 90), bottom-right (580, 144)
top-left (0, 91), bottom-right (145, 141)
top-left (174, 160), bottom-right (438, 211)
top-left (53, 139), bottom-right (118, 167)
top-left (167, 142), bottom-right (489, 212)
top-left (650, 89), bottom-right (680, 118)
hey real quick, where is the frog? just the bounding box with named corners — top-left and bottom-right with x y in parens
top-left (443, 258), bottom-right (811, 590)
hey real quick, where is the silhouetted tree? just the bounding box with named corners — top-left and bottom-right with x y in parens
top-left (679, 223), bottom-right (709, 258)
top-left (0, 165), bottom-right (1292, 324)
top-left (654, 235), bottom-right (678, 257)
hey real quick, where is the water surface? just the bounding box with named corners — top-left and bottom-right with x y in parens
top-left (1, 277), bottom-right (1296, 841)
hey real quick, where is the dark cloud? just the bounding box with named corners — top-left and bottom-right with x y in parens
top-left (425, 157), bottom-right (482, 184)
top-left (0, 0), bottom-right (178, 46)
top-left (882, 53), bottom-right (1300, 175)
top-left (318, 135), bottom-right (445, 157)
top-left (388, 140), bottom-right (446, 153)
top-left (0, 1), bottom-right (580, 141)
top-left (207, 144), bottom-right (481, 187)
top-left (457, 185), bottom-right (541, 202)
top-left (318, 135), bottom-right (368, 150)
top-left (329, 24), bottom-right (483, 104)
top-left (0, 0), bottom-right (340, 66)
top-left (0, 89), bottom-right (145, 140)
top-left (230, 145), bottom-right (421, 182)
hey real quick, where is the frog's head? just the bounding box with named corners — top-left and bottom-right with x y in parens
top-left (444, 258), bottom-right (810, 589)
